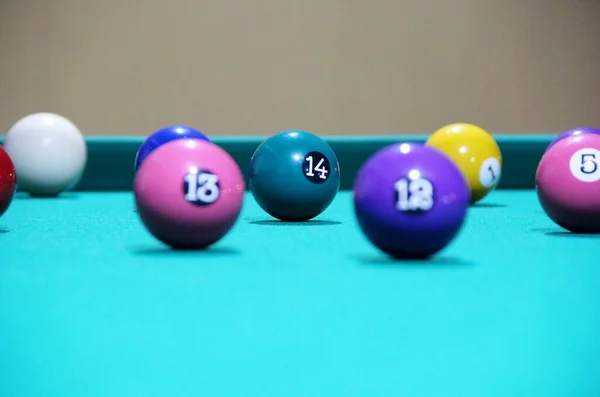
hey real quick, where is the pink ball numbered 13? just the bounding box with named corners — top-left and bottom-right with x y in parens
top-left (133, 138), bottom-right (246, 249)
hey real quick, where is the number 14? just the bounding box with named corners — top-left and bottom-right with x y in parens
top-left (306, 156), bottom-right (328, 179)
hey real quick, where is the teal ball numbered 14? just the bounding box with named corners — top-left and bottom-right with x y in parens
top-left (248, 130), bottom-right (340, 221)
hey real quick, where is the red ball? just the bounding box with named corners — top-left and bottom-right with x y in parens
top-left (0, 145), bottom-right (17, 217)
top-left (536, 133), bottom-right (600, 233)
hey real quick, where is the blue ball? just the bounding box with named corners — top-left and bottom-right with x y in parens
top-left (134, 125), bottom-right (209, 171)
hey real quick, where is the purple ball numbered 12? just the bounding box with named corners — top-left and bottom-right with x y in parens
top-left (353, 142), bottom-right (470, 259)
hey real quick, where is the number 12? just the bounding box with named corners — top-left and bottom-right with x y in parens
top-left (395, 177), bottom-right (434, 212)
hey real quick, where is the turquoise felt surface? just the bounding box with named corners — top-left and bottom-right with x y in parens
top-left (1, 191), bottom-right (599, 397)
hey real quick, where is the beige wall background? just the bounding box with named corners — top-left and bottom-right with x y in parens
top-left (0, 0), bottom-right (599, 136)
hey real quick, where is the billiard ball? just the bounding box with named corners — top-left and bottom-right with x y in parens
top-left (536, 133), bottom-right (600, 233)
top-left (0, 145), bottom-right (17, 217)
top-left (134, 125), bottom-right (209, 171)
top-left (134, 138), bottom-right (245, 249)
top-left (248, 130), bottom-right (340, 221)
top-left (3, 112), bottom-right (87, 197)
top-left (426, 122), bottom-right (502, 204)
top-left (545, 126), bottom-right (600, 153)
top-left (353, 142), bottom-right (470, 258)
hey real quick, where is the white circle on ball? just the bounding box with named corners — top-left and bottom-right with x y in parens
top-left (569, 148), bottom-right (600, 183)
top-left (4, 112), bottom-right (87, 196)
top-left (479, 157), bottom-right (501, 188)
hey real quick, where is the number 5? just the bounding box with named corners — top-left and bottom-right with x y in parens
top-left (581, 153), bottom-right (597, 175)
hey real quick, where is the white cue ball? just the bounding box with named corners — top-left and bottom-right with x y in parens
top-left (4, 112), bottom-right (87, 196)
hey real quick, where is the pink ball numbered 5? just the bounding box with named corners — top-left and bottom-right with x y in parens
top-left (536, 133), bottom-right (600, 233)
top-left (134, 138), bottom-right (245, 249)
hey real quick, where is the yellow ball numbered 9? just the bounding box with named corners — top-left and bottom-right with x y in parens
top-left (426, 123), bottom-right (502, 203)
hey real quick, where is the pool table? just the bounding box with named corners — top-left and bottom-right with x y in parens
top-left (1, 135), bottom-right (599, 397)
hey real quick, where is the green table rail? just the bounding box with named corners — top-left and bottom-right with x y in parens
top-left (0, 135), bottom-right (554, 191)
